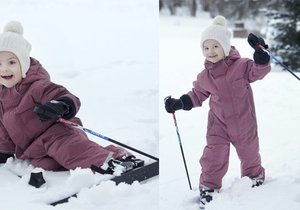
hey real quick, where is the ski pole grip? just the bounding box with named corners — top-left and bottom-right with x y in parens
top-left (258, 44), bottom-right (270, 54)
top-left (258, 44), bottom-right (264, 49)
top-left (57, 118), bottom-right (78, 127)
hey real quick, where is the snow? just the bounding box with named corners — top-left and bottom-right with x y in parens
top-left (1, 1), bottom-right (300, 209)
top-left (0, 0), bottom-right (158, 210)
top-left (159, 14), bottom-right (300, 210)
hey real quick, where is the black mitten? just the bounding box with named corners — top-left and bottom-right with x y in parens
top-left (248, 33), bottom-right (268, 51)
top-left (165, 97), bottom-right (183, 113)
top-left (164, 95), bottom-right (193, 113)
top-left (247, 33), bottom-right (270, 65)
top-left (34, 97), bottom-right (76, 121)
top-left (253, 51), bottom-right (270, 65)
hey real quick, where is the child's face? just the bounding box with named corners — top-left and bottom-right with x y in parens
top-left (203, 39), bottom-right (225, 63)
top-left (0, 52), bottom-right (22, 88)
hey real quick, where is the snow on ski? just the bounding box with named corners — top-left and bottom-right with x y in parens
top-left (50, 161), bottom-right (159, 206)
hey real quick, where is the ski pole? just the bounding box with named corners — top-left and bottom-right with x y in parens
top-left (170, 112), bottom-right (192, 190)
top-left (57, 118), bottom-right (159, 161)
top-left (259, 45), bottom-right (300, 82)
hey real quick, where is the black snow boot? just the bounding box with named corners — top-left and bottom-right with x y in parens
top-left (199, 188), bottom-right (215, 209)
top-left (0, 153), bottom-right (14, 164)
top-left (92, 156), bottom-right (144, 175)
top-left (118, 156), bottom-right (144, 169)
top-left (108, 157), bottom-right (144, 174)
top-left (251, 175), bottom-right (264, 187)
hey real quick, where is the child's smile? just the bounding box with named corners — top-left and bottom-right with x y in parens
top-left (1, 74), bottom-right (14, 80)
top-left (208, 55), bottom-right (218, 58)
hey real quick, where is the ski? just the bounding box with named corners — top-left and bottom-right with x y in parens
top-left (50, 161), bottom-right (159, 206)
top-left (111, 160), bottom-right (159, 184)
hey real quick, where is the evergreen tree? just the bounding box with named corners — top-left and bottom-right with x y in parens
top-left (268, 0), bottom-right (300, 71)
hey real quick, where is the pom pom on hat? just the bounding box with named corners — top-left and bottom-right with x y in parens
top-left (201, 15), bottom-right (232, 56)
top-left (4, 21), bottom-right (24, 35)
top-left (212, 15), bottom-right (227, 26)
top-left (0, 21), bottom-right (31, 78)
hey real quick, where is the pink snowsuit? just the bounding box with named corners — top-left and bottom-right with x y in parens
top-left (0, 58), bottom-right (130, 170)
top-left (187, 47), bottom-right (270, 189)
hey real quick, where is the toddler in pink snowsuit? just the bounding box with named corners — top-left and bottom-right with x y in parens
top-left (165, 16), bottom-right (271, 207)
top-left (0, 21), bottom-right (139, 174)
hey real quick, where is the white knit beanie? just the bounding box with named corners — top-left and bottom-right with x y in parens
top-left (201, 16), bottom-right (232, 56)
top-left (0, 21), bottom-right (31, 78)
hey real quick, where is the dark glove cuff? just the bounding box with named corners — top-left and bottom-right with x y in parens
top-left (56, 97), bottom-right (77, 119)
top-left (254, 51), bottom-right (270, 65)
top-left (180, 94), bottom-right (193, 110)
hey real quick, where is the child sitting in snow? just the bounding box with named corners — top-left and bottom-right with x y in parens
top-left (164, 16), bottom-right (270, 208)
top-left (0, 21), bottom-right (142, 174)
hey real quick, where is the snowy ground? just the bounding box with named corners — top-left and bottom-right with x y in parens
top-left (0, 1), bottom-right (158, 210)
top-left (159, 13), bottom-right (300, 210)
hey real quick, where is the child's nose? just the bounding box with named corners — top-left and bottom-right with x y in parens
top-left (208, 48), bottom-right (215, 54)
top-left (0, 65), bottom-right (8, 72)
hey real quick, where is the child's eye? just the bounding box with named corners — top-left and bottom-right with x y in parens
top-left (214, 45), bottom-right (219, 48)
top-left (9, 60), bottom-right (16, 65)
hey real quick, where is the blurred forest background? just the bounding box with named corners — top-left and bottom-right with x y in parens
top-left (160, 0), bottom-right (300, 72)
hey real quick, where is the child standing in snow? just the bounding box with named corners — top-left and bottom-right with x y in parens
top-left (164, 16), bottom-right (270, 207)
top-left (0, 21), bottom-right (142, 174)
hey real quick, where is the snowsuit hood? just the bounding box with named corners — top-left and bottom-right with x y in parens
top-left (204, 46), bottom-right (241, 77)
